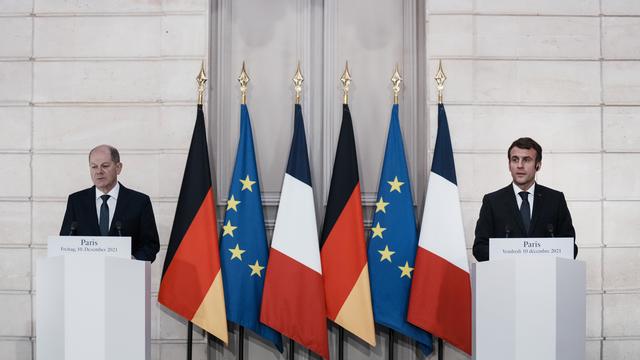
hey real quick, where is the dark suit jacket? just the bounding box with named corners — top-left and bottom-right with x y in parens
top-left (60, 183), bottom-right (160, 262)
top-left (473, 183), bottom-right (577, 262)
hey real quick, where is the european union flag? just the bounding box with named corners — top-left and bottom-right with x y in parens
top-left (220, 104), bottom-right (283, 351)
top-left (367, 104), bottom-right (433, 355)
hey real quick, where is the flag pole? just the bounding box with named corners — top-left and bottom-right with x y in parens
top-left (185, 61), bottom-right (208, 360)
top-left (235, 61), bottom-right (250, 360)
top-left (337, 61), bottom-right (352, 360)
top-left (387, 64), bottom-right (403, 360)
top-left (434, 60), bottom-right (447, 360)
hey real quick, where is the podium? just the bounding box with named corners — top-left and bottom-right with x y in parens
top-left (472, 255), bottom-right (586, 360)
top-left (36, 236), bottom-right (150, 360)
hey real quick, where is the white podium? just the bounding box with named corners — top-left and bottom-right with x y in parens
top-left (36, 236), bottom-right (150, 360)
top-left (472, 257), bottom-right (586, 360)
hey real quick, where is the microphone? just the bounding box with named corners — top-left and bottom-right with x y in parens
top-left (69, 221), bottom-right (78, 236)
top-left (505, 225), bottom-right (511, 238)
top-left (115, 221), bottom-right (123, 236)
top-left (547, 224), bottom-right (555, 238)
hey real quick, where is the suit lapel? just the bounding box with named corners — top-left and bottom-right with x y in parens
top-left (502, 184), bottom-right (526, 235)
top-left (86, 186), bottom-right (101, 235)
top-left (529, 186), bottom-right (544, 236)
top-left (110, 183), bottom-right (129, 235)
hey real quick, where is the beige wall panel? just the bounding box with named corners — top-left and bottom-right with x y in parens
top-left (0, 340), bottom-right (32, 360)
top-left (0, 1), bottom-right (30, 13)
top-left (603, 201), bottom-right (640, 245)
top-left (0, 248), bottom-right (30, 290)
top-left (586, 294), bottom-right (602, 339)
top-left (0, 17), bottom-right (32, 58)
top-left (603, 61), bottom-right (640, 104)
top-left (585, 341), bottom-right (601, 360)
top-left (153, 202), bottom-right (178, 246)
top-left (32, 153), bottom-right (186, 199)
top-left (475, 0), bottom-right (599, 15)
top-left (156, 301), bottom-right (203, 340)
top-left (602, 0), bottom-right (640, 15)
top-left (604, 293), bottom-right (640, 336)
top-left (461, 201), bottom-right (481, 249)
top-left (453, 153), bottom-right (513, 201)
top-left (427, 15), bottom-right (473, 57)
top-left (603, 248), bottom-right (640, 291)
top-left (160, 343), bottom-right (207, 360)
top-left (34, 0), bottom-right (206, 13)
top-left (220, 0), bottom-right (299, 197)
top-left (428, 0), bottom-right (472, 13)
top-left (473, 60), bottom-right (601, 104)
top-left (0, 154), bottom-right (31, 198)
top-left (475, 16), bottom-right (599, 59)
top-left (578, 247), bottom-right (602, 291)
top-left (603, 153), bottom-right (640, 200)
top-left (603, 339), bottom-right (640, 359)
top-left (34, 16), bottom-right (206, 58)
top-left (31, 201), bottom-right (66, 244)
top-left (33, 106), bottom-right (193, 151)
top-left (535, 154), bottom-right (602, 200)
top-left (33, 60), bottom-right (202, 103)
top-left (429, 105), bottom-right (601, 152)
top-left (569, 201), bottom-right (602, 246)
top-left (0, 62), bottom-right (31, 103)
top-left (32, 154), bottom-right (89, 199)
top-left (0, 294), bottom-right (31, 336)
top-left (604, 106), bottom-right (640, 151)
top-left (0, 202), bottom-right (31, 245)
top-left (603, 17), bottom-right (640, 59)
top-left (0, 107), bottom-right (31, 150)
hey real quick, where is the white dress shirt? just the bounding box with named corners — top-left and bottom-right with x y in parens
top-left (512, 182), bottom-right (535, 218)
top-left (95, 182), bottom-right (120, 230)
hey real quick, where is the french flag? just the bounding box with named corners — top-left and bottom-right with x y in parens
top-left (260, 104), bottom-right (329, 359)
top-left (408, 103), bottom-right (472, 355)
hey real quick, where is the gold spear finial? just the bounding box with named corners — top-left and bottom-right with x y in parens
top-left (238, 61), bottom-right (250, 104)
top-left (340, 61), bottom-right (352, 104)
top-left (391, 64), bottom-right (403, 104)
top-left (293, 62), bottom-right (304, 104)
top-left (435, 60), bottom-right (447, 104)
top-left (196, 61), bottom-right (207, 105)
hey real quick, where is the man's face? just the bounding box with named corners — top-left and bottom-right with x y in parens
top-left (89, 147), bottom-right (122, 193)
top-left (509, 147), bottom-right (539, 190)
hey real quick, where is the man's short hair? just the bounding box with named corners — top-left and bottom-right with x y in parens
top-left (89, 145), bottom-right (120, 163)
top-left (508, 137), bottom-right (542, 163)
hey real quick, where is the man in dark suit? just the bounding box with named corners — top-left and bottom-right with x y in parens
top-left (60, 144), bottom-right (160, 262)
top-left (473, 137), bottom-right (577, 262)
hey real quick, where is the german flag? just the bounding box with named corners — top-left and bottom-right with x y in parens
top-left (320, 104), bottom-right (376, 346)
top-left (158, 104), bottom-right (228, 343)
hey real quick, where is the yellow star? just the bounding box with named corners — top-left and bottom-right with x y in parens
top-left (387, 176), bottom-right (404, 193)
top-left (371, 222), bottom-right (386, 239)
top-left (248, 260), bottom-right (265, 277)
top-left (398, 261), bottom-right (414, 278)
top-left (228, 244), bottom-right (246, 261)
top-left (375, 197), bottom-right (389, 213)
top-left (222, 220), bottom-right (237, 237)
top-left (239, 175), bottom-right (256, 192)
top-left (378, 245), bottom-right (395, 262)
top-left (226, 195), bottom-right (241, 212)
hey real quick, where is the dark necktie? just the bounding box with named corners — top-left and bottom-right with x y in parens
top-left (519, 191), bottom-right (530, 234)
top-left (99, 194), bottom-right (110, 236)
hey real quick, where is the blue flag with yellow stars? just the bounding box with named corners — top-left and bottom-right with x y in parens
top-left (367, 104), bottom-right (433, 355)
top-left (220, 104), bottom-right (283, 351)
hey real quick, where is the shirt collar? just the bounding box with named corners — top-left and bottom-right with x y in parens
top-left (512, 182), bottom-right (535, 197)
top-left (95, 182), bottom-right (120, 201)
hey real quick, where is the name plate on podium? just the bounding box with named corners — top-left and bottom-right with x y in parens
top-left (48, 236), bottom-right (131, 259)
top-left (489, 237), bottom-right (573, 261)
